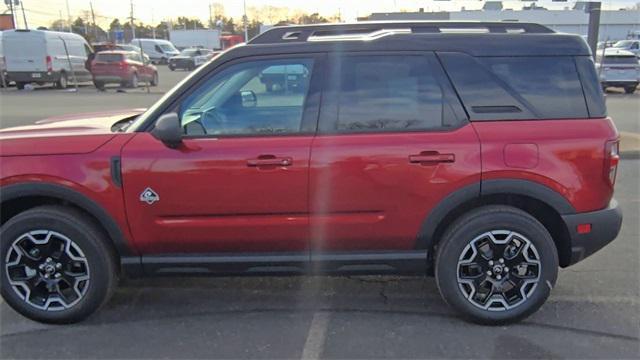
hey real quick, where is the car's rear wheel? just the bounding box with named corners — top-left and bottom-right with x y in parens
top-left (0, 206), bottom-right (117, 324)
top-left (93, 81), bottom-right (105, 90)
top-left (56, 72), bottom-right (68, 89)
top-left (435, 205), bottom-right (558, 325)
top-left (168, 64), bottom-right (175, 71)
top-left (624, 85), bottom-right (636, 94)
top-left (128, 73), bottom-right (139, 88)
top-left (15, 82), bottom-right (26, 90)
top-left (150, 72), bottom-right (158, 86)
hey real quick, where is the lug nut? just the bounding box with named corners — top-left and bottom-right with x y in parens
top-left (488, 260), bottom-right (494, 266)
top-left (55, 273), bottom-right (61, 278)
top-left (30, 249), bottom-right (40, 257)
top-left (487, 270), bottom-right (492, 276)
top-left (496, 275), bottom-right (502, 280)
top-left (56, 263), bottom-right (62, 269)
top-left (39, 264), bottom-right (45, 270)
top-left (504, 267), bottom-right (509, 272)
top-left (499, 258), bottom-right (504, 264)
top-left (46, 257), bottom-right (52, 262)
top-left (44, 274), bottom-right (49, 279)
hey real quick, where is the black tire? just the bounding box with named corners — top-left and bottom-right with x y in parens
top-left (56, 72), bottom-right (68, 89)
top-left (435, 205), bottom-right (558, 325)
top-left (0, 205), bottom-right (118, 324)
top-left (128, 73), bottom-right (139, 88)
top-left (16, 82), bottom-right (26, 90)
top-left (93, 81), bottom-right (105, 90)
top-left (168, 64), bottom-right (175, 71)
top-left (624, 86), bottom-right (636, 94)
top-left (150, 72), bottom-right (158, 86)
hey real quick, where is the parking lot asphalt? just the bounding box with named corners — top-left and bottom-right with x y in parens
top-left (0, 65), bottom-right (639, 359)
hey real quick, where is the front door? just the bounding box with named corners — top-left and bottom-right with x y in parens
top-left (309, 53), bottom-right (481, 252)
top-left (121, 56), bottom-right (322, 254)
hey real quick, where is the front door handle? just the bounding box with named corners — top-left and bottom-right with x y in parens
top-left (247, 155), bottom-right (292, 167)
top-left (409, 152), bottom-right (455, 164)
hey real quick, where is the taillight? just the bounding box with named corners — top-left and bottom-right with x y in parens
top-left (45, 55), bottom-right (52, 72)
top-left (605, 140), bottom-right (620, 185)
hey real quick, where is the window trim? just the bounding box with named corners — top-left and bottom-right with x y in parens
top-left (316, 51), bottom-right (468, 136)
top-left (158, 53), bottom-right (326, 139)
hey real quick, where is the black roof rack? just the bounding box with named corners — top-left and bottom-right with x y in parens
top-left (249, 21), bottom-right (554, 45)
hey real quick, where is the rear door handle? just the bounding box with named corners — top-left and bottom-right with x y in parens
top-left (409, 152), bottom-right (455, 164)
top-left (247, 156), bottom-right (292, 167)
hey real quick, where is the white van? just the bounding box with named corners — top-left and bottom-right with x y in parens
top-left (2, 29), bottom-right (93, 89)
top-left (130, 38), bottom-right (179, 64)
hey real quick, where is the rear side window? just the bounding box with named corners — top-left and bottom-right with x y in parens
top-left (95, 54), bottom-right (123, 62)
top-left (321, 54), bottom-right (466, 133)
top-left (439, 53), bottom-right (590, 120)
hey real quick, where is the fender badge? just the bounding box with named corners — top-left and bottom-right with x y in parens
top-left (140, 187), bottom-right (160, 205)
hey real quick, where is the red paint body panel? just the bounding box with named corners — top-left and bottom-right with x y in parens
top-left (0, 134), bottom-right (138, 253)
top-left (120, 133), bottom-right (313, 254)
top-left (472, 118), bottom-right (619, 212)
top-left (308, 124), bottom-right (481, 251)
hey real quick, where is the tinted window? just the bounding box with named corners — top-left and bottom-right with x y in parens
top-left (598, 55), bottom-right (639, 65)
top-left (331, 56), bottom-right (451, 133)
top-left (95, 53), bottom-right (123, 62)
top-left (440, 53), bottom-right (589, 120)
top-left (180, 59), bottom-right (314, 136)
top-left (575, 56), bottom-right (606, 118)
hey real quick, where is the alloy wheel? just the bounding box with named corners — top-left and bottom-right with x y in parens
top-left (456, 230), bottom-right (541, 311)
top-left (5, 230), bottom-right (90, 311)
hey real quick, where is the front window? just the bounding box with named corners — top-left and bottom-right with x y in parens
top-left (179, 58), bottom-right (314, 136)
top-left (180, 49), bottom-right (200, 57)
top-left (158, 44), bottom-right (177, 53)
top-left (613, 40), bottom-right (634, 48)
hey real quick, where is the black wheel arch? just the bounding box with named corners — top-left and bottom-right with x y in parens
top-left (417, 179), bottom-right (575, 270)
top-left (0, 182), bottom-right (135, 257)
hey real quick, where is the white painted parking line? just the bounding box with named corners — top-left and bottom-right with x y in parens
top-left (301, 311), bottom-right (330, 360)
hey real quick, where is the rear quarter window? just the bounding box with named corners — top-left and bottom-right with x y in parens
top-left (439, 53), bottom-right (591, 120)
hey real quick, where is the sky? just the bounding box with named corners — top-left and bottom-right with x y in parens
top-left (10, 0), bottom-right (640, 29)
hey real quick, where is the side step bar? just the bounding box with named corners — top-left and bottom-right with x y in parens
top-left (122, 251), bottom-right (428, 277)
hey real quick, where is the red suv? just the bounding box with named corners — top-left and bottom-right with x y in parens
top-left (0, 22), bottom-right (622, 325)
top-left (91, 50), bottom-right (158, 89)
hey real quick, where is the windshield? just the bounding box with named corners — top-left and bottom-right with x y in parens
top-left (94, 53), bottom-right (123, 62)
top-left (180, 49), bottom-right (199, 56)
top-left (159, 44), bottom-right (177, 52)
top-left (613, 40), bottom-right (634, 48)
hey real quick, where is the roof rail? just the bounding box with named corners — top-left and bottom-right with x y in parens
top-left (249, 21), bottom-right (554, 45)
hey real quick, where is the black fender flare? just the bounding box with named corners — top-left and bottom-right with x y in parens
top-left (416, 179), bottom-right (576, 251)
top-left (0, 182), bottom-right (135, 256)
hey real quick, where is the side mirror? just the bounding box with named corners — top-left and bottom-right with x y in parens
top-left (151, 113), bottom-right (183, 148)
top-left (240, 90), bottom-right (257, 108)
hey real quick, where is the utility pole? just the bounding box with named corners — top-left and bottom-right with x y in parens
top-left (129, 0), bottom-right (136, 40)
top-left (7, 0), bottom-right (16, 29)
top-left (243, 0), bottom-right (248, 42)
top-left (19, 0), bottom-right (28, 29)
top-left (586, 1), bottom-right (602, 60)
top-left (65, 0), bottom-right (72, 32)
top-left (151, 8), bottom-right (156, 38)
top-left (89, 1), bottom-right (97, 40)
top-left (208, 3), bottom-right (213, 28)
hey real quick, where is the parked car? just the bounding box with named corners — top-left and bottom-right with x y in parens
top-left (596, 48), bottom-right (640, 93)
top-left (90, 50), bottom-right (158, 89)
top-left (259, 63), bottom-right (309, 92)
top-left (130, 38), bottom-right (179, 64)
top-left (612, 39), bottom-right (640, 58)
top-left (2, 29), bottom-right (93, 90)
top-left (168, 48), bottom-right (216, 71)
top-left (0, 22), bottom-right (622, 325)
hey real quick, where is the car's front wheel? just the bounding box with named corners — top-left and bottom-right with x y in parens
top-left (624, 85), bottom-right (637, 94)
top-left (0, 206), bottom-right (117, 324)
top-left (435, 205), bottom-right (558, 325)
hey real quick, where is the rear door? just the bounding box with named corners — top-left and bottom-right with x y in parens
top-left (309, 52), bottom-right (481, 252)
top-left (4, 33), bottom-right (45, 72)
top-left (121, 54), bottom-right (323, 254)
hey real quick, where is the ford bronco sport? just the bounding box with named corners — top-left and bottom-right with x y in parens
top-left (0, 22), bottom-right (622, 325)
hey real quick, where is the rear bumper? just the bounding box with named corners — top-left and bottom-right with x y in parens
top-left (6, 71), bottom-right (59, 83)
top-left (93, 75), bottom-right (128, 83)
top-left (562, 199), bottom-right (623, 266)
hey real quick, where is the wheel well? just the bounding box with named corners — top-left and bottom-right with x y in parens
top-left (430, 193), bottom-right (572, 268)
top-left (1, 195), bottom-right (121, 262)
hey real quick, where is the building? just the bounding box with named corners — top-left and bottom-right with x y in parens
top-left (367, 8), bottom-right (640, 41)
